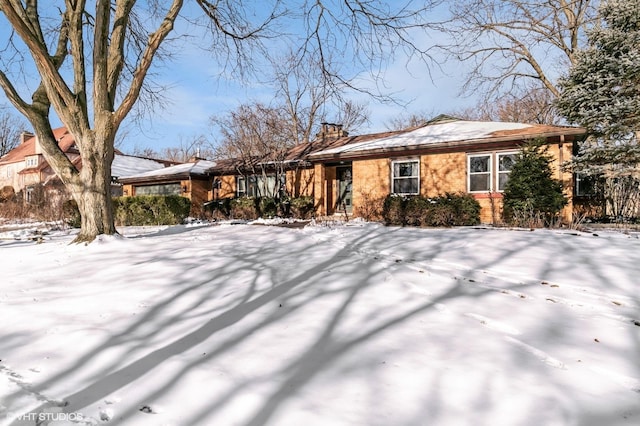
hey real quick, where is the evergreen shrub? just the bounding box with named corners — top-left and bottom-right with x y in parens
top-left (289, 196), bottom-right (315, 219)
top-left (113, 195), bottom-right (191, 226)
top-left (382, 193), bottom-right (480, 227)
top-left (502, 143), bottom-right (567, 227)
top-left (230, 197), bottom-right (258, 220)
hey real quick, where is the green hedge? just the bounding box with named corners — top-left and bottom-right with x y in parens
top-left (382, 193), bottom-right (480, 227)
top-left (113, 195), bottom-right (191, 226)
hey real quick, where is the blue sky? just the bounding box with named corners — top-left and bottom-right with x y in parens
top-left (0, 2), bottom-right (476, 155)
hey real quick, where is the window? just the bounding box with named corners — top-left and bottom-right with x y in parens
top-left (236, 176), bottom-right (246, 197)
top-left (575, 172), bottom-right (597, 196)
top-left (25, 156), bottom-right (39, 168)
top-left (468, 154), bottom-right (491, 192)
top-left (236, 174), bottom-right (277, 197)
top-left (497, 152), bottom-right (518, 191)
top-left (134, 183), bottom-right (181, 196)
top-left (391, 159), bottom-right (419, 195)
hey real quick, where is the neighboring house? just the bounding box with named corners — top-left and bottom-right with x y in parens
top-left (0, 127), bottom-right (177, 203)
top-left (307, 116), bottom-right (585, 223)
top-left (0, 128), bottom-right (79, 202)
top-left (118, 159), bottom-right (218, 216)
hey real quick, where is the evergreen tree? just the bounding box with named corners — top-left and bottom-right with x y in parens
top-left (503, 142), bottom-right (567, 226)
top-left (557, 0), bottom-right (640, 171)
top-left (556, 0), bottom-right (640, 219)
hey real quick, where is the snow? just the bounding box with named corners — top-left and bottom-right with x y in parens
top-left (110, 155), bottom-right (167, 178)
top-left (312, 120), bottom-right (532, 156)
top-left (120, 160), bottom-right (217, 179)
top-left (1, 222), bottom-right (639, 425)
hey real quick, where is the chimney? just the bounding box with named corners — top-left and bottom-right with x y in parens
top-left (20, 131), bottom-right (34, 145)
top-left (314, 122), bottom-right (348, 142)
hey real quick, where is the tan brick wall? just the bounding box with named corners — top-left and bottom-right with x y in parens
top-left (286, 168), bottom-right (315, 197)
top-left (421, 152), bottom-right (467, 197)
top-left (190, 179), bottom-right (211, 217)
top-left (216, 175), bottom-right (236, 199)
top-left (352, 158), bottom-right (389, 218)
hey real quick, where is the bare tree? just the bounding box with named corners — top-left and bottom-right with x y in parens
top-left (161, 135), bottom-right (216, 162)
top-left (269, 51), bottom-right (369, 143)
top-left (437, 0), bottom-right (598, 100)
top-left (212, 102), bottom-right (294, 197)
top-left (456, 85), bottom-right (561, 124)
top-left (385, 110), bottom-right (434, 130)
top-left (0, 1), bottom-right (440, 242)
top-left (0, 108), bottom-right (26, 157)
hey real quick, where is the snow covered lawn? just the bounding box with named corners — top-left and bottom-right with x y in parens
top-left (1, 222), bottom-right (639, 425)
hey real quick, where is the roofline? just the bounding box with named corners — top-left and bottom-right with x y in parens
top-left (308, 128), bottom-right (586, 162)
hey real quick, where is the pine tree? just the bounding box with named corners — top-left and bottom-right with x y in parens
top-left (557, 0), bottom-right (640, 139)
top-left (502, 142), bottom-right (567, 227)
top-left (556, 0), bottom-right (640, 220)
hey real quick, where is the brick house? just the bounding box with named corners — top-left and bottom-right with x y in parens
top-left (306, 116), bottom-right (585, 223)
top-left (117, 117), bottom-right (585, 224)
top-left (0, 127), bottom-right (177, 204)
top-left (118, 159), bottom-right (218, 217)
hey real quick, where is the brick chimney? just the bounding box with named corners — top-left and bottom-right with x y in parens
top-left (315, 122), bottom-right (348, 142)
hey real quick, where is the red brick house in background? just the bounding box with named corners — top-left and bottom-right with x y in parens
top-left (0, 127), bottom-right (176, 204)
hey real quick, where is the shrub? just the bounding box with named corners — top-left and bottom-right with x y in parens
top-left (0, 186), bottom-right (16, 202)
top-left (502, 142), bottom-right (567, 227)
top-left (404, 196), bottom-right (431, 226)
top-left (382, 195), bottom-right (406, 226)
top-left (62, 199), bottom-right (81, 228)
top-left (230, 197), bottom-right (258, 220)
top-left (258, 197), bottom-right (278, 218)
top-left (113, 195), bottom-right (191, 226)
top-left (289, 196), bottom-right (315, 219)
top-left (382, 193), bottom-right (480, 227)
top-left (206, 198), bottom-right (232, 220)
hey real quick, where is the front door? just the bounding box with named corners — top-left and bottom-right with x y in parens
top-left (336, 166), bottom-right (353, 214)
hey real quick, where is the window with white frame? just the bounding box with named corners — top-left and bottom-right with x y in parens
top-left (468, 154), bottom-right (492, 192)
top-left (497, 152), bottom-right (518, 191)
top-left (391, 159), bottom-right (420, 195)
top-left (236, 176), bottom-right (247, 197)
top-left (25, 156), bottom-right (39, 168)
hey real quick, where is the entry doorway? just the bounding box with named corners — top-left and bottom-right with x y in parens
top-left (335, 166), bottom-right (353, 214)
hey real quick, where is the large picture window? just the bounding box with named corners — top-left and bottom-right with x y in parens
top-left (134, 183), bottom-right (181, 196)
top-left (391, 159), bottom-right (420, 195)
top-left (237, 174), bottom-right (277, 197)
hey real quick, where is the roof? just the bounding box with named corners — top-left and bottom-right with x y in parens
top-left (207, 128), bottom-right (411, 174)
top-left (118, 159), bottom-right (218, 183)
top-left (111, 154), bottom-right (170, 178)
top-left (0, 128), bottom-right (77, 165)
top-left (309, 119), bottom-right (586, 161)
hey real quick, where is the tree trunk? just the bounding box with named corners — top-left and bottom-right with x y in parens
top-left (71, 131), bottom-right (117, 243)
